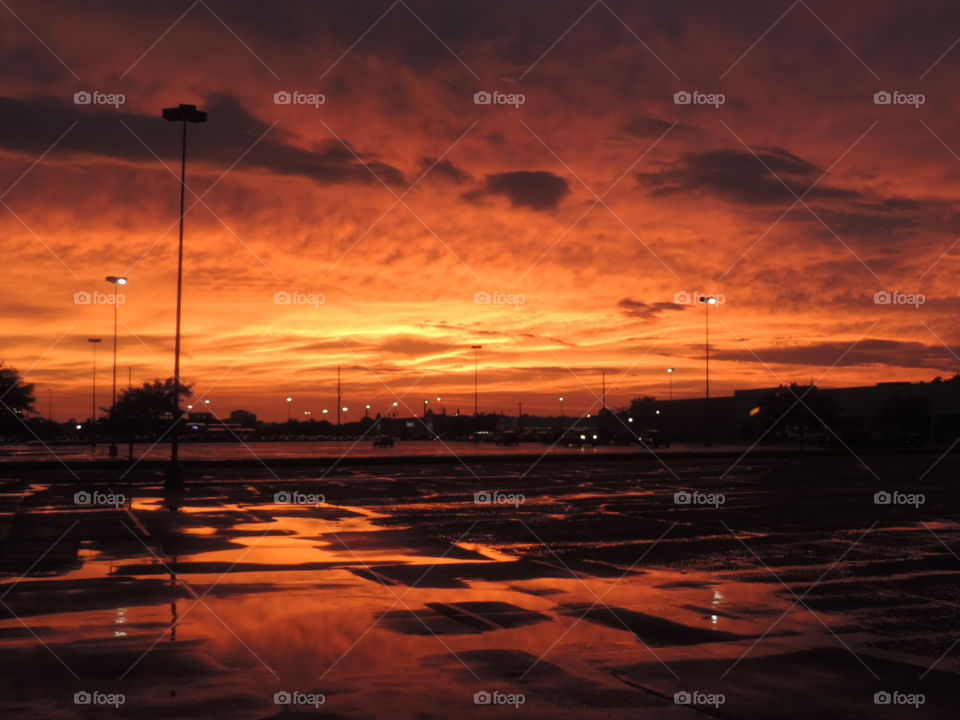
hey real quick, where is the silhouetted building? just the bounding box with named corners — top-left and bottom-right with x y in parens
top-left (229, 409), bottom-right (257, 427)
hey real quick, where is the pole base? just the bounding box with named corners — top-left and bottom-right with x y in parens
top-left (165, 463), bottom-right (185, 488)
top-left (108, 443), bottom-right (118, 457)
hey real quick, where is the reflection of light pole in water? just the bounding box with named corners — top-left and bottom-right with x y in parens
top-left (698, 296), bottom-right (717, 447)
top-left (162, 102), bottom-right (207, 487)
top-left (88, 338), bottom-right (102, 447)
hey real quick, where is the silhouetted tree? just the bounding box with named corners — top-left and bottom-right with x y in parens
top-left (756, 384), bottom-right (840, 450)
top-left (627, 396), bottom-right (658, 426)
top-left (107, 378), bottom-right (192, 436)
top-left (0, 363), bottom-right (35, 434)
top-left (875, 395), bottom-right (929, 443)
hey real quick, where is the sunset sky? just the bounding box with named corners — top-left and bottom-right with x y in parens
top-left (3, 0), bottom-right (960, 421)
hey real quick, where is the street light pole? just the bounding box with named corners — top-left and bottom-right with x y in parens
top-left (162, 103), bottom-right (207, 487)
top-left (559, 396), bottom-right (564, 417)
top-left (471, 345), bottom-right (482, 415)
top-left (87, 338), bottom-right (101, 447)
top-left (105, 276), bottom-right (127, 457)
top-left (698, 296), bottom-right (717, 447)
top-left (667, 367), bottom-right (673, 402)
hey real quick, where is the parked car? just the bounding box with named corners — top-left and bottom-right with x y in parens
top-left (372, 435), bottom-right (395, 448)
top-left (637, 429), bottom-right (670, 448)
top-left (494, 431), bottom-right (520, 446)
top-left (562, 429), bottom-right (598, 447)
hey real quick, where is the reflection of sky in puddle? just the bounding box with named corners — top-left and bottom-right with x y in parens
top-left (0, 489), bottom-right (868, 717)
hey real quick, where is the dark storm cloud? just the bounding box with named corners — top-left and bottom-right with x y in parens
top-left (617, 298), bottom-right (686, 319)
top-left (711, 339), bottom-right (953, 370)
top-left (420, 157), bottom-right (470, 184)
top-left (636, 147), bottom-right (861, 206)
top-left (466, 170), bottom-right (570, 211)
top-left (0, 94), bottom-right (404, 186)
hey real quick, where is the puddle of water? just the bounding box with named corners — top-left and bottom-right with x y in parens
top-left (0, 486), bottom-right (858, 718)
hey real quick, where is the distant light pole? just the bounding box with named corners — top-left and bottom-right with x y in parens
top-left (364, 404), bottom-right (371, 418)
top-left (559, 396), bottom-right (565, 417)
top-left (470, 345), bottom-right (482, 415)
top-left (423, 399), bottom-right (429, 417)
top-left (47, 388), bottom-right (53, 421)
top-left (162, 102), bottom-right (207, 487)
top-left (666, 367), bottom-right (674, 402)
top-left (87, 338), bottom-right (102, 447)
top-left (286, 396), bottom-right (293, 421)
top-left (105, 275), bottom-right (127, 457)
top-left (698, 296), bottom-right (718, 447)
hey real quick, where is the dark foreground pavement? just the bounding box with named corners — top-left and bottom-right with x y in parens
top-left (0, 450), bottom-right (957, 718)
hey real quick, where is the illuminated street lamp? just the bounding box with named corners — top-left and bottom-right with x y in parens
top-left (559, 396), bottom-right (565, 417)
top-left (666, 367), bottom-right (674, 402)
top-left (698, 296), bottom-right (718, 447)
top-left (105, 275), bottom-right (126, 457)
top-left (364, 404), bottom-right (371, 418)
top-left (87, 338), bottom-right (102, 447)
top-left (162, 102), bottom-right (207, 487)
top-left (286, 396), bottom-right (293, 421)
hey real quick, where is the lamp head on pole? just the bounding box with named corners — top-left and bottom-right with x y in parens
top-left (162, 104), bottom-right (207, 123)
top-left (105, 276), bottom-right (127, 285)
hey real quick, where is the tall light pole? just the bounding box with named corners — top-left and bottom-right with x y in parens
top-left (105, 276), bottom-right (127, 457)
top-left (286, 396), bottom-right (293, 421)
top-left (698, 296), bottom-right (717, 447)
top-left (559, 396), bottom-right (565, 417)
top-left (666, 367), bottom-right (674, 402)
top-left (471, 345), bottom-right (482, 415)
top-left (87, 338), bottom-right (102, 447)
top-left (47, 388), bottom-right (53, 421)
top-left (162, 103), bottom-right (207, 486)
